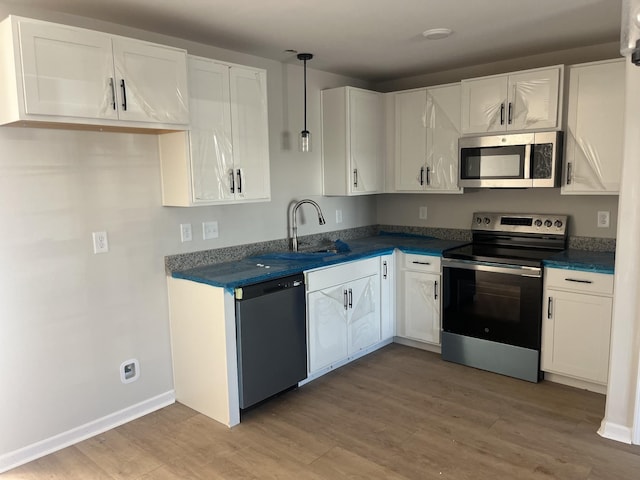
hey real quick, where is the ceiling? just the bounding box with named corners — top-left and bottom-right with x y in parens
top-left (4, 0), bottom-right (623, 82)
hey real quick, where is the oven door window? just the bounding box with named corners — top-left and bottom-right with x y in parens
top-left (442, 268), bottom-right (542, 349)
top-left (460, 145), bottom-right (526, 179)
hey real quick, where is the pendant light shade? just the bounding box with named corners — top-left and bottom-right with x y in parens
top-left (297, 53), bottom-right (313, 152)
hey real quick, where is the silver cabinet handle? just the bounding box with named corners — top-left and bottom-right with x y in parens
top-left (343, 289), bottom-right (348, 310)
top-left (353, 168), bottom-right (358, 188)
top-left (229, 170), bottom-right (235, 193)
top-left (109, 78), bottom-right (116, 110)
top-left (419, 166), bottom-right (425, 186)
top-left (426, 166), bottom-right (431, 186)
top-left (412, 261), bottom-right (431, 265)
top-left (348, 288), bottom-right (353, 309)
top-left (547, 297), bottom-right (553, 319)
top-left (383, 261), bottom-right (388, 279)
top-left (236, 169), bottom-right (242, 193)
top-left (434, 280), bottom-right (438, 300)
top-left (565, 278), bottom-right (593, 284)
top-left (500, 102), bottom-right (505, 125)
top-left (508, 102), bottom-right (513, 124)
top-left (567, 162), bottom-right (572, 185)
top-left (120, 79), bottom-right (127, 111)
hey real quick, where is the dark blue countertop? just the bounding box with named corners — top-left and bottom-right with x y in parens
top-left (543, 249), bottom-right (615, 274)
top-left (171, 233), bottom-right (468, 292)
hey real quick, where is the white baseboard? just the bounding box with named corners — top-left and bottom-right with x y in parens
top-left (598, 419), bottom-right (633, 444)
top-left (0, 390), bottom-right (175, 474)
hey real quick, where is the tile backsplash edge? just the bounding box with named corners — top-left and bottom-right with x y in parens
top-left (165, 224), bottom-right (615, 273)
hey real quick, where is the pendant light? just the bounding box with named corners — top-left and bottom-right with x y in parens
top-left (297, 53), bottom-right (313, 152)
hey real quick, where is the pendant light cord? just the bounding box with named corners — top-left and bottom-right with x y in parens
top-left (297, 53), bottom-right (313, 134)
top-left (303, 57), bottom-right (307, 132)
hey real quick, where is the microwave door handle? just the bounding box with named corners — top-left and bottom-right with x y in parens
top-left (523, 144), bottom-right (532, 179)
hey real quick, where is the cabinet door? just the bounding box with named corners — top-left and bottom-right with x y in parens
top-left (380, 255), bottom-right (395, 341)
top-left (112, 37), bottom-right (189, 124)
top-left (229, 67), bottom-right (271, 201)
top-left (562, 60), bottom-right (625, 194)
top-left (400, 270), bottom-right (440, 344)
top-left (426, 84), bottom-right (462, 192)
top-left (542, 289), bottom-right (613, 384)
top-left (394, 89), bottom-right (427, 191)
top-left (460, 76), bottom-right (508, 134)
top-left (18, 20), bottom-right (117, 119)
top-left (507, 67), bottom-right (560, 131)
top-left (307, 285), bottom-right (349, 373)
top-left (188, 59), bottom-right (234, 203)
top-left (349, 89), bottom-right (382, 194)
top-left (347, 274), bottom-right (381, 355)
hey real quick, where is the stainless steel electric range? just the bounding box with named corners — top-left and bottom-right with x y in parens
top-left (441, 212), bottom-right (568, 382)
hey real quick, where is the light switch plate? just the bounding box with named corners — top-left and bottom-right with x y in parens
top-left (419, 206), bottom-right (428, 220)
top-left (203, 221), bottom-right (219, 239)
top-left (335, 210), bottom-right (343, 224)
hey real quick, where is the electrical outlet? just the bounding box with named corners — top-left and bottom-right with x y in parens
top-left (92, 231), bottom-right (109, 254)
top-left (120, 359), bottom-right (140, 384)
top-left (180, 223), bottom-right (192, 242)
top-left (335, 209), bottom-right (343, 224)
top-left (597, 211), bottom-right (610, 228)
top-left (419, 206), bottom-right (428, 220)
top-left (203, 221), bottom-right (219, 239)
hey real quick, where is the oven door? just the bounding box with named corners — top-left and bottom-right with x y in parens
top-left (442, 259), bottom-right (542, 350)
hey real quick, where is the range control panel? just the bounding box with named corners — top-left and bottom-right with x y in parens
top-left (471, 212), bottom-right (568, 236)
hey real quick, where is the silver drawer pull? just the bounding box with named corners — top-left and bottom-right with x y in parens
top-left (565, 278), bottom-right (593, 284)
top-left (412, 261), bottom-right (431, 265)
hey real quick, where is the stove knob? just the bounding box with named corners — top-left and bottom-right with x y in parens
top-left (554, 220), bottom-right (563, 228)
top-left (484, 217), bottom-right (491, 225)
top-left (476, 216), bottom-right (482, 224)
top-left (534, 219), bottom-right (543, 227)
top-left (544, 219), bottom-right (553, 228)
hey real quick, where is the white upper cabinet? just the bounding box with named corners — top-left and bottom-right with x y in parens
top-left (111, 37), bottom-right (189, 124)
top-left (322, 87), bottom-right (383, 196)
top-left (159, 56), bottom-right (270, 206)
top-left (0, 15), bottom-right (189, 129)
top-left (461, 66), bottom-right (562, 134)
top-left (394, 84), bottom-right (462, 193)
top-left (562, 59), bottom-right (625, 195)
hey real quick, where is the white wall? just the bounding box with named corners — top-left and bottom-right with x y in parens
top-left (377, 190), bottom-right (619, 238)
top-left (0, 2), bottom-right (375, 466)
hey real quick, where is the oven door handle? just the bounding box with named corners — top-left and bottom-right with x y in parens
top-left (442, 258), bottom-right (541, 278)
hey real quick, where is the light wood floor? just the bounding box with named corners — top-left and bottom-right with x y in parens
top-left (4, 344), bottom-right (640, 479)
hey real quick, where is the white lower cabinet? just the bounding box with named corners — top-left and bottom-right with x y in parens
top-left (396, 253), bottom-right (441, 345)
top-left (380, 254), bottom-right (395, 341)
top-left (541, 268), bottom-right (614, 388)
top-left (306, 258), bottom-right (382, 376)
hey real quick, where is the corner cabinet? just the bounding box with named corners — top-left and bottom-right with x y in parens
top-left (461, 65), bottom-right (562, 134)
top-left (305, 258), bottom-right (383, 377)
top-left (159, 56), bottom-right (270, 206)
top-left (561, 59), bottom-right (625, 195)
top-left (394, 84), bottom-right (462, 193)
top-left (0, 15), bottom-right (189, 129)
top-left (321, 87), bottom-right (383, 195)
top-left (541, 268), bottom-right (614, 391)
top-left (396, 253), bottom-right (441, 345)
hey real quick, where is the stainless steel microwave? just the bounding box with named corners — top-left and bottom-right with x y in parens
top-left (459, 131), bottom-right (563, 188)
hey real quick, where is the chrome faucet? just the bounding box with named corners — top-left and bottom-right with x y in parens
top-left (291, 199), bottom-right (326, 251)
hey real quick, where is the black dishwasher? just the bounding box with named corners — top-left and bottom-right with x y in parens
top-left (235, 273), bottom-right (307, 409)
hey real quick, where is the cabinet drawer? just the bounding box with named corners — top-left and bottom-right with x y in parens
top-left (402, 253), bottom-right (441, 273)
top-left (545, 268), bottom-right (613, 296)
top-left (305, 257), bottom-right (379, 293)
